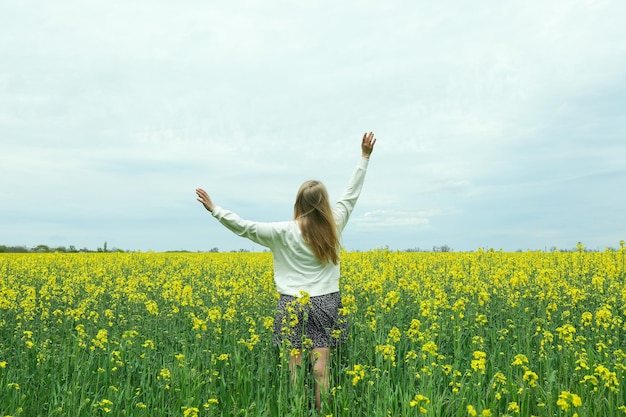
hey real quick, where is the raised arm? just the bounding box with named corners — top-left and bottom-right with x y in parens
top-left (196, 188), bottom-right (277, 248)
top-left (333, 132), bottom-right (377, 232)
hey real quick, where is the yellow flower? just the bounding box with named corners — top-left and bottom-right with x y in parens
top-left (190, 313), bottom-right (207, 332)
top-left (382, 290), bottom-right (400, 311)
top-left (471, 351), bottom-right (487, 373)
top-left (595, 306), bottom-right (613, 328)
top-left (347, 364), bottom-right (366, 386)
top-left (158, 368), bottom-right (171, 381)
top-left (297, 290), bottom-right (311, 305)
top-left (556, 323), bottom-right (576, 343)
top-left (183, 407), bottom-right (199, 417)
top-left (492, 372), bottom-right (507, 387)
top-left (511, 354), bottom-right (528, 366)
top-left (406, 319), bottom-right (422, 341)
top-left (95, 398), bottom-right (113, 413)
top-left (331, 329), bottom-right (343, 339)
top-left (409, 394), bottom-right (430, 413)
top-left (375, 344), bottom-right (396, 364)
top-left (204, 398), bottom-right (219, 408)
top-left (572, 395), bottom-right (582, 407)
top-left (387, 326), bottom-right (401, 343)
top-left (523, 370), bottom-right (539, 387)
top-left (507, 402), bottom-right (520, 413)
top-left (557, 391), bottom-right (582, 411)
top-left (594, 364), bottom-right (619, 391)
top-left (421, 341), bottom-right (438, 356)
top-left (368, 318), bottom-right (377, 332)
top-left (262, 316), bottom-right (274, 330)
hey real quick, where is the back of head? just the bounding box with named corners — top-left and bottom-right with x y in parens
top-left (294, 180), bottom-right (340, 265)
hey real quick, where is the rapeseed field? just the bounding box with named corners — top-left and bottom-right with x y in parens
top-left (1, 245), bottom-right (625, 416)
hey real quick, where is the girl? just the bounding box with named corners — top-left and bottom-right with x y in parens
top-left (195, 132), bottom-right (376, 410)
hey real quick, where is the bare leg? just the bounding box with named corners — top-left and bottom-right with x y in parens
top-left (311, 347), bottom-right (330, 411)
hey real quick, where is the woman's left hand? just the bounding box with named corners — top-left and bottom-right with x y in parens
top-left (361, 132), bottom-right (376, 158)
top-left (196, 188), bottom-right (215, 212)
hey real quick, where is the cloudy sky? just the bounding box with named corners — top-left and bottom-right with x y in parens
top-left (2, 0), bottom-right (625, 252)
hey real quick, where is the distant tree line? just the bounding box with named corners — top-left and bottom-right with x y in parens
top-left (0, 241), bottom-right (125, 253)
top-left (0, 244), bottom-right (245, 253)
top-left (1, 241), bottom-right (622, 254)
top-left (402, 241), bottom-right (624, 253)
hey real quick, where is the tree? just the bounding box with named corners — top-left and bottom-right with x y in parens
top-left (404, 247), bottom-right (422, 252)
top-left (32, 244), bottom-right (50, 253)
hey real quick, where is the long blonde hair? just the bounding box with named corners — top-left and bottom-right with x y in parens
top-left (294, 180), bottom-right (340, 265)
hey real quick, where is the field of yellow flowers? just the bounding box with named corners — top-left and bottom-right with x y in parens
top-left (1, 245), bottom-right (626, 416)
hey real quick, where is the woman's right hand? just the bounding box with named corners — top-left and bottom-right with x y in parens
top-left (361, 132), bottom-right (376, 158)
top-left (196, 188), bottom-right (215, 212)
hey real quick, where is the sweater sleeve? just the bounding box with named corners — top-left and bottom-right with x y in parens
top-left (210, 206), bottom-right (277, 248)
top-left (333, 157), bottom-right (370, 234)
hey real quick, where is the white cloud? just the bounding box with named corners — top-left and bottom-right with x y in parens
top-left (352, 209), bottom-right (443, 230)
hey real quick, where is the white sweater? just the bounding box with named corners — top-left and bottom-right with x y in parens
top-left (210, 157), bottom-right (369, 297)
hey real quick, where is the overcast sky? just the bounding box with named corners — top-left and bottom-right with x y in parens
top-left (2, 0), bottom-right (625, 252)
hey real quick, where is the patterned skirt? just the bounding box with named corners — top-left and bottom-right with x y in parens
top-left (272, 292), bottom-right (348, 349)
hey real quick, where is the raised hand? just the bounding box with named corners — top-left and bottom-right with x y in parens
top-left (196, 188), bottom-right (215, 212)
top-left (361, 132), bottom-right (376, 158)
